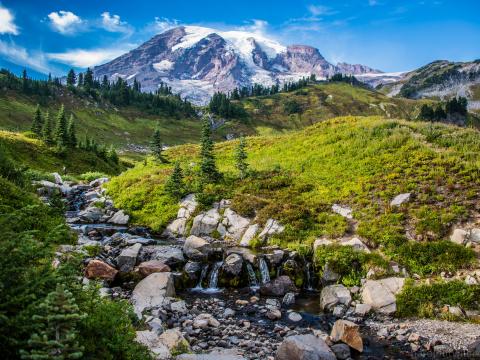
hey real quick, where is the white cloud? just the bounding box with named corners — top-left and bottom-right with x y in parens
top-left (0, 4), bottom-right (19, 35)
top-left (150, 17), bottom-right (180, 33)
top-left (240, 19), bottom-right (269, 34)
top-left (101, 12), bottom-right (131, 33)
top-left (0, 40), bottom-right (51, 73)
top-left (48, 11), bottom-right (83, 34)
top-left (308, 5), bottom-right (334, 16)
top-left (48, 46), bottom-right (133, 68)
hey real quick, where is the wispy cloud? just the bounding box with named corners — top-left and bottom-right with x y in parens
top-left (0, 40), bottom-right (52, 73)
top-left (0, 4), bottom-right (19, 35)
top-left (48, 45), bottom-right (135, 68)
top-left (307, 5), bottom-right (336, 16)
top-left (100, 12), bottom-right (132, 33)
top-left (146, 17), bottom-right (180, 34)
top-left (48, 10), bottom-right (83, 34)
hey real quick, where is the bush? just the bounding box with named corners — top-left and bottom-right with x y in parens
top-left (396, 280), bottom-right (480, 318)
top-left (78, 171), bottom-right (109, 182)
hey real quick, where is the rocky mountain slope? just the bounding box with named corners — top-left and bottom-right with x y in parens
top-left (94, 26), bottom-right (383, 104)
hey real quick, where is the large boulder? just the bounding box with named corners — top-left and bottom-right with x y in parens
top-left (190, 208), bottom-right (221, 237)
top-left (108, 210), bottom-right (129, 225)
top-left (117, 243), bottom-right (142, 272)
top-left (136, 328), bottom-right (189, 359)
top-left (239, 224), bottom-right (259, 247)
top-left (184, 261), bottom-right (202, 280)
top-left (320, 284), bottom-right (351, 311)
top-left (259, 219), bottom-right (284, 240)
top-left (222, 253), bottom-right (243, 276)
top-left (137, 260), bottom-right (171, 277)
top-left (217, 208), bottom-right (251, 241)
top-left (85, 259), bottom-right (118, 281)
top-left (361, 277), bottom-right (405, 314)
top-left (183, 235), bottom-right (212, 260)
top-left (131, 272), bottom-right (176, 316)
top-left (260, 276), bottom-right (296, 297)
top-left (144, 245), bottom-right (185, 266)
top-left (226, 247), bottom-right (257, 264)
top-left (275, 334), bottom-right (336, 360)
top-left (164, 194), bottom-right (198, 237)
top-left (330, 319), bottom-right (363, 352)
top-left (265, 250), bottom-right (285, 266)
top-left (78, 206), bottom-right (105, 223)
top-left (177, 349), bottom-right (245, 360)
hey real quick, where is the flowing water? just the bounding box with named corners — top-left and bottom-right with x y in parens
top-left (192, 264), bottom-right (209, 291)
top-left (204, 261), bottom-right (223, 293)
top-left (246, 263), bottom-right (259, 290)
top-left (259, 257), bottom-right (271, 284)
top-left (305, 262), bottom-right (314, 291)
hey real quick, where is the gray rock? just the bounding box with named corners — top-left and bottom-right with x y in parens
top-left (183, 235), bottom-right (212, 260)
top-left (217, 208), bottom-right (251, 241)
top-left (222, 253), bottom-right (243, 276)
top-left (239, 224), bottom-right (259, 247)
top-left (321, 263), bottom-right (340, 283)
top-left (313, 237), bottom-right (333, 251)
top-left (170, 300), bottom-right (187, 314)
top-left (331, 343), bottom-right (351, 360)
top-left (108, 210), bottom-right (129, 225)
top-left (470, 228), bottom-right (480, 243)
top-left (184, 261), bottom-right (202, 279)
top-left (288, 312), bottom-right (302, 322)
top-left (265, 249), bottom-right (285, 266)
top-left (260, 275), bottom-right (296, 297)
top-left (135, 330), bottom-right (170, 358)
top-left (226, 247), bottom-right (257, 264)
top-left (177, 349), bottom-right (245, 360)
top-left (468, 339), bottom-right (480, 355)
top-left (320, 284), bottom-right (351, 311)
top-left (190, 208), bottom-right (221, 237)
top-left (89, 177), bottom-right (109, 187)
top-left (450, 228), bottom-right (469, 245)
top-left (78, 206), bottom-right (105, 222)
top-left (282, 292), bottom-right (296, 307)
top-left (354, 303), bottom-right (372, 317)
top-left (361, 277), bottom-right (405, 314)
top-left (147, 245), bottom-right (185, 266)
top-left (164, 194), bottom-right (198, 237)
top-left (390, 193), bottom-right (411, 207)
top-left (131, 272), bottom-right (176, 316)
top-left (52, 172), bottom-right (63, 184)
top-left (340, 237), bottom-right (370, 252)
top-left (117, 243), bottom-right (142, 272)
top-left (259, 219), bottom-right (284, 240)
top-left (275, 334), bottom-right (336, 360)
top-left (332, 204), bottom-right (353, 219)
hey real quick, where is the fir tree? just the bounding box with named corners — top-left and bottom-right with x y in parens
top-left (42, 111), bottom-right (54, 145)
top-left (54, 105), bottom-right (69, 148)
top-left (200, 116), bottom-right (220, 182)
top-left (235, 136), bottom-right (248, 179)
top-left (20, 284), bottom-right (85, 360)
top-left (84, 68), bottom-right (94, 90)
top-left (107, 145), bottom-right (119, 164)
top-left (150, 128), bottom-right (164, 162)
top-left (164, 161), bottom-right (184, 199)
top-left (77, 73), bottom-right (84, 87)
top-left (66, 69), bottom-right (76, 87)
top-left (67, 115), bottom-right (77, 148)
top-left (31, 105), bottom-right (43, 136)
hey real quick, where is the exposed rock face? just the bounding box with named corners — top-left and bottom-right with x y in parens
top-left (190, 209), bottom-right (221, 237)
top-left (183, 235), bottom-right (212, 260)
top-left (165, 194), bottom-right (197, 237)
top-left (239, 224), bottom-right (259, 247)
top-left (450, 229), bottom-right (469, 245)
top-left (94, 26), bottom-right (380, 104)
top-left (275, 334), bottom-right (336, 360)
top-left (137, 260), bottom-right (171, 277)
top-left (177, 349), bottom-right (246, 360)
top-left (330, 319), bottom-right (363, 352)
top-left (222, 253), bottom-right (243, 276)
top-left (332, 204), bottom-right (353, 219)
top-left (145, 245), bottom-right (185, 266)
top-left (108, 210), bottom-right (129, 225)
top-left (217, 208), bottom-right (251, 241)
top-left (390, 193), bottom-right (411, 207)
top-left (259, 219), bottom-right (285, 240)
top-left (85, 259), bottom-right (118, 281)
top-left (117, 243), bottom-right (142, 272)
top-left (340, 237), bottom-right (370, 253)
top-left (320, 284), bottom-right (351, 311)
top-left (361, 277), bottom-right (405, 314)
top-left (131, 272), bottom-right (176, 316)
top-left (260, 276), bottom-right (296, 297)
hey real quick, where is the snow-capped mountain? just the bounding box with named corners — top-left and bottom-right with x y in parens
top-left (94, 26), bottom-right (383, 104)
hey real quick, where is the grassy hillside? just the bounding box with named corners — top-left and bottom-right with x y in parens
top-left (0, 91), bottom-right (202, 150)
top-left (219, 82), bottom-right (434, 136)
top-left (0, 130), bottom-right (122, 176)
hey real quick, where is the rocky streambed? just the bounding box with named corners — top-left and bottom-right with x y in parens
top-left (36, 175), bottom-right (480, 360)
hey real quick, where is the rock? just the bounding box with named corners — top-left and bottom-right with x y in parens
top-left (135, 330), bottom-right (170, 358)
top-left (184, 261), bottom-right (202, 279)
top-left (260, 276), bottom-right (296, 297)
top-left (117, 243), bottom-right (142, 272)
top-left (84, 190), bottom-right (100, 202)
top-left (190, 208), bottom-right (221, 237)
top-left (450, 229), bottom-right (469, 245)
top-left (193, 313), bottom-right (220, 328)
top-left (177, 349), bottom-right (246, 360)
top-left (170, 300), bottom-right (187, 314)
top-left (340, 237), bottom-right (370, 253)
top-left (313, 237), bottom-right (333, 251)
top-left (164, 194), bottom-right (198, 237)
top-left (408, 333), bottom-right (420, 343)
top-left (330, 343), bottom-right (351, 360)
top-left (217, 208), bottom-right (251, 240)
top-left (465, 275), bottom-right (478, 285)
top-left (89, 177), bottom-right (109, 187)
top-left (78, 206), bottom-right (105, 222)
top-left (265, 250), bottom-right (285, 266)
top-left (275, 334), bottom-right (336, 360)
top-left (321, 263), bottom-right (340, 283)
top-left (448, 306), bottom-right (464, 317)
top-left (222, 253), bottom-right (243, 276)
top-left (330, 319), bottom-right (363, 352)
top-left (288, 312), bottom-right (302, 322)
top-left (52, 172), bottom-right (63, 184)
top-left (390, 193), bottom-right (411, 207)
top-left (85, 259), bottom-right (118, 281)
top-left (125, 235), bottom-right (155, 246)
top-left (223, 308), bottom-right (236, 317)
top-left (361, 277), bottom-right (405, 315)
top-left (354, 303), bottom-right (372, 317)
top-left (266, 298), bottom-right (281, 310)
top-left (147, 245), bottom-right (185, 266)
top-left (282, 292), bottom-right (296, 307)
top-left (320, 284), bottom-right (351, 311)
top-left (470, 228), bottom-right (480, 243)
top-left (147, 317), bottom-right (164, 334)
top-left (137, 260), bottom-right (171, 277)
top-left (332, 204), bottom-right (353, 219)
top-left (108, 210), bottom-right (129, 225)
top-left (266, 309), bottom-right (282, 320)
top-left (333, 305), bottom-right (346, 317)
top-left (157, 328), bottom-right (190, 355)
top-left (239, 224), bottom-right (259, 247)
top-left (259, 219), bottom-right (284, 240)
top-left (165, 218), bottom-right (188, 237)
top-left (183, 235), bottom-right (212, 260)
top-left (227, 247), bottom-right (257, 264)
top-left (131, 272), bottom-right (175, 316)
top-left (468, 339), bottom-right (480, 355)
top-left (434, 344), bottom-right (453, 355)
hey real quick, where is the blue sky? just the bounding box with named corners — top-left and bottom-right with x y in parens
top-left (0, 0), bottom-right (479, 76)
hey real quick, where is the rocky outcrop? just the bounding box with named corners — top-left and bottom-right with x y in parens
top-left (117, 243), bottom-right (142, 272)
top-left (108, 210), bottom-right (129, 225)
top-left (131, 272), bottom-right (176, 316)
top-left (361, 277), bottom-right (405, 314)
top-left (390, 193), bottom-right (411, 207)
top-left (332, 204), bottom-right (353, 219)
top-left (183, 235), bottom-right (212, 260)
top-left (217, 208), bottom-right (250, 241)
top-left (260, 276), bottom-right (296, 297)
top-left (330, 319), bottom-right (363, 352)
top-left (239, 224), bottom-right (259, 247)
top-left (144, 245), bottom-right (185, 266)
top-left (190, 208), bottom-right (221, 237)
top-left (222, 253), bottom-right (243, 276)
top-left (164, 194), bottom-right (197, 237)
top-left (275, 334), bottom-right (336, 360)
top-left (320, 284), bottom-right (351, 311)
top-left (259, 219), bottom-right (284, 240)
top-left (85, 259), bottom-right (118, 281)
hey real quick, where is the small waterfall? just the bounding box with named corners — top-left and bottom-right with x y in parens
top-left (192, 264), bottom-right (209, 291)
top-left (305, 262), bottom-right (314, 291)
top-left (259, 257), bottom-right (271, 284)
top-left (205, 261), bottom-right (223, 292)
top-left (246, 263), bottom-right (259, 289)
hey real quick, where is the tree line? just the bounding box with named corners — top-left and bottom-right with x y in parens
top-left (418, 97), bottom-right (468, 122)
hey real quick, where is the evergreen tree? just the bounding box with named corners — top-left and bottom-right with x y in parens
top-left (150, 128), bottom-right (164, 162)
top-left (84, 68), bottom-right (94, 90)
top-left (77, 73), bottom-right (84, 87)
top-left (22, 69), bottom-right (28, 92)
top-left (54, 105), bottom-right (69, 148)
top-left (164, 161), bottom-right (184, 199)
top-left (42, 111), bottom-right (54, 145)
top-left (107, 145), bottom-right (119, 164)
top-left (66, 69), bottom-right (76, 87)
top-left (31, 105), bottom-right (43, 136)
top-left (67, 115), bottom-right (77, 148)
top-left (20, 284), bottom-right (85, 360)
top-left (199, 116), bottom-right (220, 182)
top-left (234, 136), bottom-right (248, 179)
